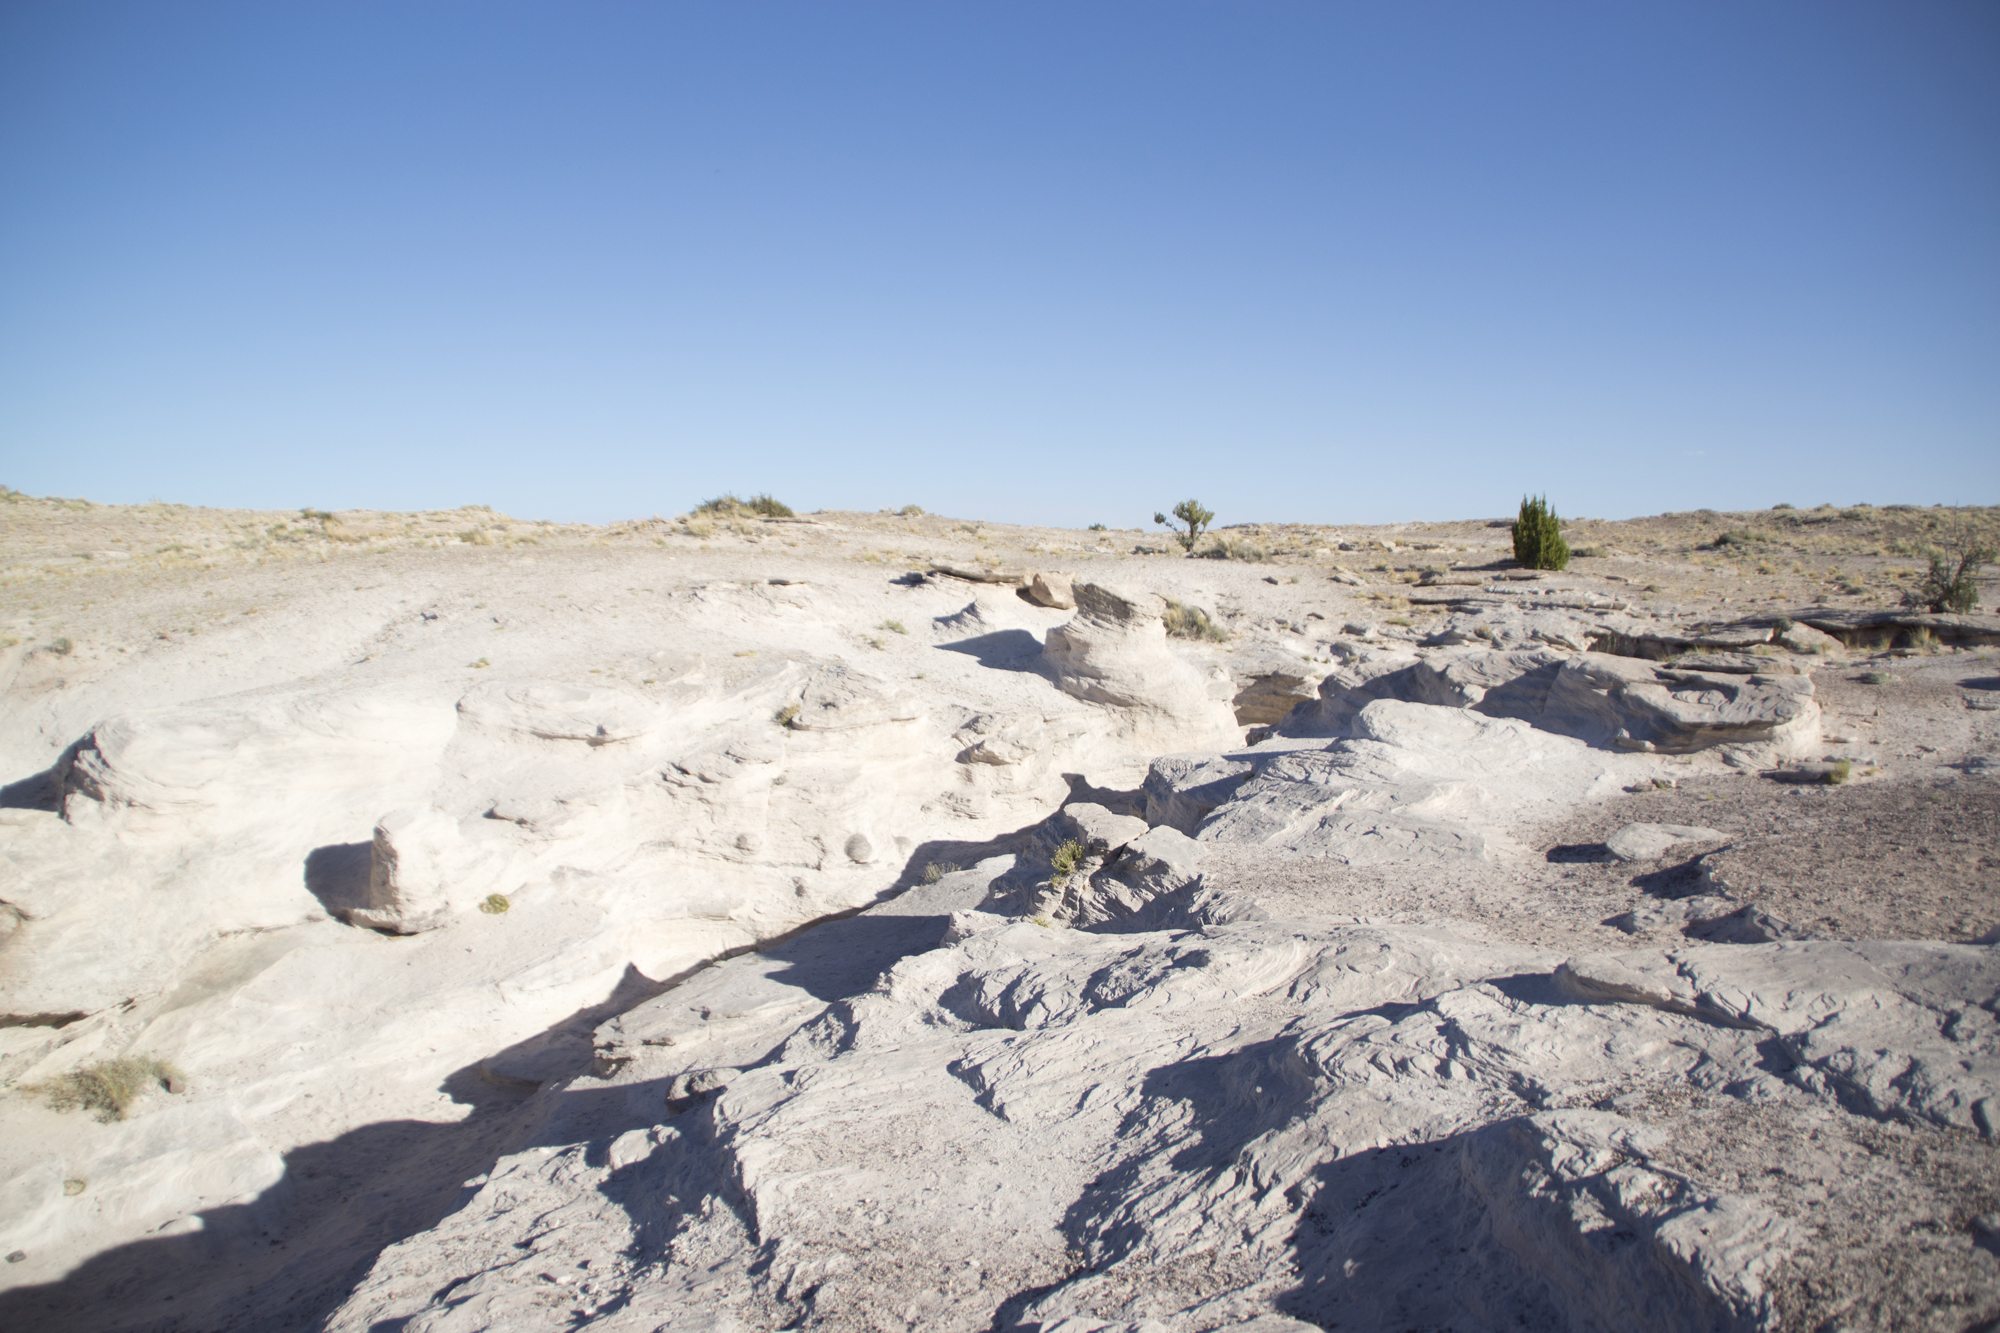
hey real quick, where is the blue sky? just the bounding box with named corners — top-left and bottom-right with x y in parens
top-left (2, 2), bottom-right (1995, 527)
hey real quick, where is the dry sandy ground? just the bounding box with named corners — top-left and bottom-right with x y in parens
top-left (0, 489), bottom-right (1997, 1332)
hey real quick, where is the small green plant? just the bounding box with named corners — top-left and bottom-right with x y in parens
top-left (1864, 671), bottom-right (1891, 685)
top-left (469, 657), bottom-right (489, 669)
top-left (1473, 625), bottom-right (1495, 640)
top-left (1049, 838), bottom-right (1086, 881)
top-left (478, 893), bottom-right (510, 914)
top-left (1088, 522), bottom-right (1108, 531)
top-left (1772, 616), bottom-right (1795, 632)
top-left (1162, 599), bottom-right (1228, 642)
top-left (921, 861), bottom-right (961, 884)
top-left (898, 504), bottom-right (925, 517)
top-left (774, 702), bottom-right (801, 727)
top-left (879, 620), bottom-right (906, 634)
top-left (46, 637), bottom-right (72, 656)
top-left (29, 1057), bottom-right (182, 1123)
top-left (1825, 759), bottom-right (1852, 785)
top-left (1907, 521), bottom-right (1995, 613)
top-left (1512, 495), bottom-right (1570, 570)
top-left (1154, 499), bottom-right (1215, 554)
top-left (1386, 617), bottom-right (1414, 627)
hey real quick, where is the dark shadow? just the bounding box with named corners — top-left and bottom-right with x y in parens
top-left (1471, 660), bottom-right (1566, 723)
top-left (0, 1073), bottom-right (540, 1333)
top-left (1060, 772), bottom-right (1145, 819)
top-left (0, 765), bottom-right (60, 812)
top-left (1961, 677), bottom-right (2000, 692)
top-left (933, 630), bottom-right (1046, 672)
top-left (303, 841), bottom-right (373, 917)
top-left (0, 738), bottom-right (84, 811)
top-left (1546, 843), bottom-right (1611, 864)
top-left (0, 970), bottom-right (678, 1333)
top-left (1627, 855), bottom-right (1709, 899)
top-left (1761, 768), bottom-right (1838, 785)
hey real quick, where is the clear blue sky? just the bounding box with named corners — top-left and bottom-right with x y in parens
top-left (2, 2), bottom-right (1995, 527)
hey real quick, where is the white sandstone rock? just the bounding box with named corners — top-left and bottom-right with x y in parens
top-left (1044, 583), bottom-right (1240, 747)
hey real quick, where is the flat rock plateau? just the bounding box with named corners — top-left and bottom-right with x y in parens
top-left (2, 492), bottom-right (1999, 1333)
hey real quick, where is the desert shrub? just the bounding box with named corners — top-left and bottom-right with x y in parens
top-left (921, 861), bottom-right (961, 884)
top-left (1162, 599), bottom-right (1228, 642)
top-left (1154, 499), bottom-right (1214, 554)
top-left (300, 507), bottom-right (334, 522)
top-left (1049, 838), bottom-right (1086, 881)
top-left (1826, 759), bottom-right (1852, 785)
top-left (898, 505), bottom-right (924, 517)
top-left (478, 893), bottom-right (510, 914)
top-left (1772, 617), bottom-right (1795, 632)
top-left (1906, 521), bottom-right (1995, 613)
top-left (1773, 502), bottom-right (1795, 510)
top-left (1863, 671), bottom-right (1891, 685)
top-left (879, 620), bottom-right (906, 634)
top-left (1088, 523), bottom-right (1108, 531)
top-left (1511, 496), bottom-right (1570, 570)
top-left (30, 1057), bottom-right (181, 1123)
top-left (774, 702), bottom-right (801, 727)
top-left (47, 637), bottom-right (72, 656)
top-left (1711, 529), bottom-right (1767, 549)
top-left (695, 493), bottom-right (794, 519)
top-left (1197, 534), bottom-right (1268, 561)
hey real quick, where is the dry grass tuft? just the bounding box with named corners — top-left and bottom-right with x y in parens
top-left (29, 1056), bottom-right (181, 1122)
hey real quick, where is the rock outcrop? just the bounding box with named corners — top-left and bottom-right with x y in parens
top-left (1044, 582), bottom-right (1240, 746)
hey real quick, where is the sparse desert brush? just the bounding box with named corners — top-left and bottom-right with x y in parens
top-left (1162, 598), bottom-right (1228, 642)
top-left (1049, 838), bottom-right (1086, 881)
top-left (774, 702), bottom-right (801, 727)
top-left (921, 861), bottom-right (961, 884)
top-left (1198, 534), bottom-right (1268, 562)
top-left (1825, 759), bottom-right (1852, 785)
top-left (46, 637), bottom-right (72, 656)
top-left (1907, 520), bottom-right (1995, 614)
top-left (696, 493), bottom-right (795, 519)
top-left (898, 505), bottom-right (925, 517)
top-left (879, 620), bottom-right (906, 634)
top-left (29, 1056), bottom-right (182, 1123)
top-left (1512, 495), bottom-right (1570, 570)
top-left (478, 893), bottom-right (510, 914)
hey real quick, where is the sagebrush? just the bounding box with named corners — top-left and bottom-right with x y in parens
top-left (1162, 598), bottom-right (1228, 642)
top-left (1907, 520), bottom-right (1994, 614)
top-left (695, 493), bottom-right (794, 519)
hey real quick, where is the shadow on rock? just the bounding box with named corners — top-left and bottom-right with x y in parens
top-left (932, 629), bottom-right (1047, 673)
top-left (303, 841), bottom-right (373, 917)
top-left (0, 973), bottom-right (673, 1333)
top-left (1626, 855), bottom-right (1709, 898)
